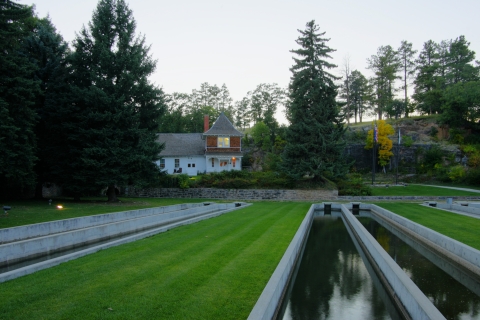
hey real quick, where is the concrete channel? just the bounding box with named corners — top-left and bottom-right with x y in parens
top-left (0, 201), bottom-right (250, 283)
top-left (248, 202), bottom-right (480, 320)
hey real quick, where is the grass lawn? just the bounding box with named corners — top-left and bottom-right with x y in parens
top-left (0, 197), bottom-right (212, 229)
top-left (375, 202), bottom-right (480, 250)
top-left (0, 201), bottom-right (310, 320)
top-left (371, 184), bottom-right (480, 196)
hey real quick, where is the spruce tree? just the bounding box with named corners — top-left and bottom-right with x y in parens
top-left (22, 17), bottom-right (69, 198)
top-left (0, 0), bottom-right (40, 198)
top-left (282, 20), bottom-right (349, 183)
top-left (51, 0), bottom-right (166, 201)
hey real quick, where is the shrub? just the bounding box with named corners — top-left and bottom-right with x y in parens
top-left (448, 165), bottom-right (466, 182)
top-left (177, 174), bottom-right (190, 189)
top-left (337, 174), bottom-right (372, 196)
top-left (449, 128), bottom-right (465, 144)
top-left (465, 168), bottom-right (480, 186)
top-left (402, 135), bottom-right (414, 147)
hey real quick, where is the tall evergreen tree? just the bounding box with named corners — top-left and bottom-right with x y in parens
top-left (397, 40), bottom-right (417, 117)
top-left (367, 45), bottom-right (400, 120)
top-left (348, 70), bottom-right (372, 123)
top-left (413, 40), bottom-right (444, 115)
top-left (50, 0), bottom-right (166, 201)
top-left (234, 97), bottom-right (251, 130)
top-left (22, 17), bottom-right (69, 198)
top-left (0, 0), bottom-right (39, 198)
top-left (446, 35), bottom-right (478, 85)
top-left (282, 20), bottom-right (349, 183)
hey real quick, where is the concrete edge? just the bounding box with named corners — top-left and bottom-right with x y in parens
top-left (431, 202), bottom-right (480, 217)
top-left (340, 204), bottom-right (445, 320)
top-left (247, 204), bottom-right (315, 320)
top-left (371, 204), bottom-right (480, 272)
top-left (0, 204), bottom-right (231, 265)
top-left (0, 203), bottom-right (252, 283)
top-left (0, 202), bottom-right (209, 244)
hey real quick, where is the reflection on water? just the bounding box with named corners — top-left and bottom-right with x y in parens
top-left (280, 216), bottom-right (393, 320)
top-left (359, 215), bottom-right (480, 320)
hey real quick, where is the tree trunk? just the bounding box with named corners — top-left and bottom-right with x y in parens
top-left (107, 184), bottom-right (119, 202)
top-left (34, 181), bottom-right (44, 199)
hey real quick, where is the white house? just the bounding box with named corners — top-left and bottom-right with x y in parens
top-left (156, 113), bottom-right (244, 176)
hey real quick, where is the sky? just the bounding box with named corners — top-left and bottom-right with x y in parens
top-left (28, 0), bottom-right (480, 124)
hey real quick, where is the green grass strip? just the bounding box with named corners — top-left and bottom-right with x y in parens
top-left (371, 184), bottom-right (480, 196)
top-left (0, 202), bottom-right (310, 319)
top-left (0, 198), bottom-right (209, 229)
top-left (375, 202), bottom-right (480, 250)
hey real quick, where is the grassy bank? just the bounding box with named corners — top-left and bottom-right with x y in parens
top-left (0, 198), bottom-right (210, 229)
top-left (375, 202), bottom-right (480, 250)
top-left (0, 201), bottom-right (310, 319)
top-left (371, 184), bottom-right (480, 196)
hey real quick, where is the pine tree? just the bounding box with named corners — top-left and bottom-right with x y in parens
top-left (0, 0), bottom-right (40, 198)
top-left (51, 0), bottom-right (166, 201)
top-left (397, 41), bottom-right (417, 117)
top-left (413, 40), bottom-right (444, 115)
top-left (349, 70), bottom-right (372, 123)
top-left (282, 20), bottom-right (349, 183)
top-left (367, 45), bottom-right (401, 119)
top-left (446, 36), bottom-right (478, 85)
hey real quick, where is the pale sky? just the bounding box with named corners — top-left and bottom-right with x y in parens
top-left (28, 0), bottom-right (479, 124)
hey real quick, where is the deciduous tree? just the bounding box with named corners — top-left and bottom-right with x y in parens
top-left (365, 120), bottom-right (394, 170)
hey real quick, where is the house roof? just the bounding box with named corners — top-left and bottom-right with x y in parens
top-left (157, 133), bottom-right (205, 157)
top-left (204, 113), bottom-right (243, 137)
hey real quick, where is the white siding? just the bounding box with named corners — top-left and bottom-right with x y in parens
top-left (160, 156), bottom-right (206, 176)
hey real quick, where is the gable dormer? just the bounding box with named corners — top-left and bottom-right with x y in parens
top-left (203, 113), bottom-right (243, 154)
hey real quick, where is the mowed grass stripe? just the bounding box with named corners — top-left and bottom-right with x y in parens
top-left (376, 202), bottom-right (480, 250)
top-left (0, 202), bottom-right (310, 320)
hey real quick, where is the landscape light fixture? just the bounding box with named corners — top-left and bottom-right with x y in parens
top-left (57, 205), bottom-right (63, 209)
top-left (49, 199), bottom-right (52, 205)
top-left (3, 206), bottom-right (11, 215)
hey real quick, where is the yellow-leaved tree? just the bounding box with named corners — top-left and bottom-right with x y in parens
top-left (365, 120), bottom-right (394, 171)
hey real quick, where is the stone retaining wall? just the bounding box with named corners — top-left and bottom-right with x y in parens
top-left (125, 187), bottom-right (338, 201)
top-left (125, 187), bottom-right (480, 202)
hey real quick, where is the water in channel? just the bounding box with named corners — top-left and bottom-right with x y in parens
top-left (359, 213), bottom-right (480, 320)
top-left (279, 214), bottom-right (398, 320)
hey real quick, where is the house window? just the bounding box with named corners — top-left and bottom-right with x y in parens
top-left (220, 160), bottom-right (228, 167)
top-left (188, 164), bottom-right (191, 168)
top-left (232, 158), bottom-right (236, 168)
top-left (218, 137), bottom-right (230, 148)
top-left (175, 159), bottom-right (179, 168)
top-left (160, 159), bottom-right (165, 169)
top-left (192, 163), bottom-right (195, 168)
top-left (211, 158), bottom-right (214, 167)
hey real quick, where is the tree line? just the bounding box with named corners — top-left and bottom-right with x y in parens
top-left (1, 0), bottom-right (165, 200)
top-left (3, 0), bottom-right (477, 200)
top-left (1, 0), bottom-right (346, 198)
top-left (338, 37), bottom-right (480, 129)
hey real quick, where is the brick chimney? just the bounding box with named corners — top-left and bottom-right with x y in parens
top-left (204, 115), bottom-right (209, 132)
